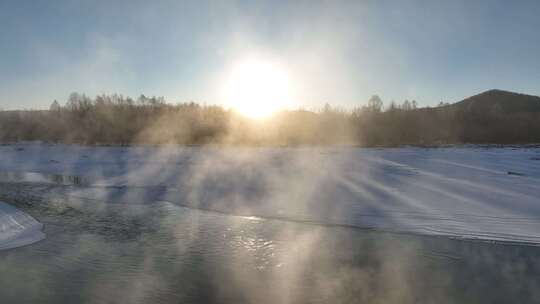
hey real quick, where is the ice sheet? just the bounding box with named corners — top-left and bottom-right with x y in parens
top-left (1, 143), bottom-right (539, 244)
top-left (0, 201), bottom-right (45, 250)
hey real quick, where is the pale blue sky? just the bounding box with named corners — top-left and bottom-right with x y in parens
top-left (1, 0), bottom-right (539, 110)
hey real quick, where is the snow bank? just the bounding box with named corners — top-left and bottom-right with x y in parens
top-left (1, 143), bottom-right (540, 244)
top-left (0, 202), bottom-right (45, 250)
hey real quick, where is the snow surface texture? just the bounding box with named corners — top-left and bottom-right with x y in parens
top-left (1, 144), bottom-right (540, 244)
top-left (0, 201), bottom-right (45, 250)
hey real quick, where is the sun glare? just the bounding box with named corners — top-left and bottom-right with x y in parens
top-left (222, 59), bottom-right (292, 119)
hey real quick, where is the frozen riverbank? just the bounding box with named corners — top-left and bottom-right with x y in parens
top-left (1, 143), bottom-right (539, 244)
top-left (0, 201), bottom-right (45, 250)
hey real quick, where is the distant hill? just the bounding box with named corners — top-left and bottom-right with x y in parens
top-left (450, 89), bottom-right (540, 113)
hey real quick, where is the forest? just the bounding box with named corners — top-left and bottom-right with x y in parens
top-left (1, 90), bottom-right (540, 146)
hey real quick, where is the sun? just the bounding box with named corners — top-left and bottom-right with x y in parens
top-left (222, 59), bottom-right (293, 119)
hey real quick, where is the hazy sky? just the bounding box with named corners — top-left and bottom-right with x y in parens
top-left (1, 0), bottom-right (540, 110)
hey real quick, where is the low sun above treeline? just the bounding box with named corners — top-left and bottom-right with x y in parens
top-left (2, 89), bottom-right (540, 146)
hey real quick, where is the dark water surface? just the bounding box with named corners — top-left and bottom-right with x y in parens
top-left (0, 182), bottom-right (540, 303)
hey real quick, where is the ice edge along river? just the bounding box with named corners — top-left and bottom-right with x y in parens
top-left (0, 143), bottom-right (539, 247)
top-left (0, 201), bottom-right (45, 250)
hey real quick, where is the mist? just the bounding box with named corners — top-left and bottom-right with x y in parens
top-left (1, 139), bottom-right (540, 303)
top-left (2, 0), bottom-right (540, 303)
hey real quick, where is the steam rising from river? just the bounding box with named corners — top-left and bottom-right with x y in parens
top-left (1, 143), bottom-right (540, 303)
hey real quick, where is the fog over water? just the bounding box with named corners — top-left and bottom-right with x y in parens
top-left (0, 144), bottom-right (540, 303)
top-left (1, 184), bottom-right (540, 304)
top-left (2, 0), bottom-right (540, 302)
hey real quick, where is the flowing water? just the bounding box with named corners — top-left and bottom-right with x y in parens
top-left (0, 175), bottom-right (539, 303)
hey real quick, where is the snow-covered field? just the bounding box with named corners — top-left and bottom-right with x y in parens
top-left (1, 143), bottom-right (540, 248)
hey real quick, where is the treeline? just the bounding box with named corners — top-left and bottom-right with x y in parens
top-left (0, 93), bottom-right (229, 145)
top-left (1, 92), bottom-right (540, 146)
